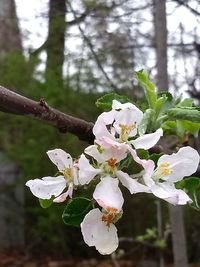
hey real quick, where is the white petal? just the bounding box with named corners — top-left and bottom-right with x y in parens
top-left (112, 100), bottom-right (139, 110)
top-left (158, 146), bottom-right (200, 182)
top-left (93, 110), bottom-right (116, 140)
top-left (93, 177), bottom-right (124, 211)
top-left (85, 145), bottom-right (105, 163)
top-left (26, 176), bottom-right (66, 199)
top-left (151, 183), bottom-right (192, 205)
top-left (47, 149), bottom-right (72, 172)
top-left (117, 170), bottom-right (150, 194)
top-left (131, 128), bottom-right (163, 149)
top-left (78, 154), bottom-right (102, 185)
top-left (81, 209), bottom-right (118, 255)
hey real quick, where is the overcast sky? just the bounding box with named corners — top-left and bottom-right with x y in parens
top-left (15, 0), bottom-right (200, 94)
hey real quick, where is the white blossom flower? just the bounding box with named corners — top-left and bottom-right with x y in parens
top-left (26, 149), bottom-right (79, 203)
top-left (93, 100), bottom-right (163, 150)
top-left (79, 139), bottom-right (152, 195)
top-left (78, 142), bottom-right (128, 185)
top-left (129, 146), bottom-right (200, 205)
top-left (81, 178), bottom-right (123, 255)
top-left (81, 208), bottom-right (119, 255)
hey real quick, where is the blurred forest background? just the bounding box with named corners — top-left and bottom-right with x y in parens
top-left (0, 0), bottom-right (200, 266)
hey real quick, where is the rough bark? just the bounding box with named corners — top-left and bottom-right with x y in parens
top-left (0, 85), bottom-right (94, 143)
top-left (154, 1), bottom-right (188, 267)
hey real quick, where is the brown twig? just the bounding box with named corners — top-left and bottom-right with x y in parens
top-left (0, 85), bottom-right (94, 143)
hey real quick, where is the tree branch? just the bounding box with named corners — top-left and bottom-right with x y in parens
top-left (173, 0), bottom-right (200, 16)
top-left (0, 85), bottom-right (94, 143)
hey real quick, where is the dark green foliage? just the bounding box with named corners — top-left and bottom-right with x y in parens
top-left (176, 177), bottom-right (200, 210)
top-left (62, 197), bottom-right (93, 227)
top-left (95, 92), bottom-right (132, 110)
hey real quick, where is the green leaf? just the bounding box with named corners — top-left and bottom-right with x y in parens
top-left (177, 98), bottom-right (193, 107)
top-left (148, 153), bottom-right (162, 164)
top-left (96, 93), bottom-right (132, 110)
top-left (136, 149), bottom-right (149, 160)
top-left (161, 120), bottom-right (176, 131)
top-left (39, 198), bottom-right (53, 209)
top-left (167, 107), bottom-right (200, 123)
top-left (176, 120), bottom-right (200, 137)
top-left (138, 109), bottom-right (155, 135)
top-left (120, 154), bottom-right (143, 175)
top-left (155, 95), bottom-right (167, 115)
top-left (135, 70), bottom-right (157, 109)
top-left (62, 197), bottom-right (93, 227)
top-left (176, 177), bottom-right (200, 210)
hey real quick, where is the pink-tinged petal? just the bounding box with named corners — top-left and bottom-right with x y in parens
top-left (85, 143), bottom-right (127, 163)
top-left (78, 154), bottom-right (102, 185)
top-left (81, 209), bottom-right (118, 255)
top-left (53, 183), bottom-right (74, 203)
top-left (131, 128), bottom-right (163, 149)
top-left (26, 176), bottom-right (66, 199)
top-left (158, 146), bottom-right (200, 182)
top-left (112, 100), bottom-right (139, 110)
top-left (53, 192), bottom-right (68, 203)
top-left (96, 136), bottom-right (128, 151)
top-left (128, 147), bottom-right (155, 187)
top-left (151, 183), bottom-right (192, 205)
top-left (47, 149), bottom-right (72, 172)
top-left (93, 177), bottom-right (124, 211)
top-left (116, 170), bottom-right (151, 194)
top-left (100, 145), bottom-right (128, 163)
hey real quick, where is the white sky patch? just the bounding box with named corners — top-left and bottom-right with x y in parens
top-left (15, 0), bottom-right (49, 53)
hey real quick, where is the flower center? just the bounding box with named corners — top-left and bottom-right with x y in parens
top-left (119, 124), bottom-right (135, 142)
top-left (63, 167), bottom-right (72, 182)
top-left (153, 162), bottom-right (172, 181)
top-left (104, 158), bottom-right (117, 175)
top-left (101, 207), bottom-right (118, 227)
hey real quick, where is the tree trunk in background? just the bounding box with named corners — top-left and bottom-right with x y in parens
top-left (0, 0), bottom-right (24, 250)
top-left (154, 0), bottom-right (168, 92)
top-left (0, 0), bottom-right (22, 54)
top-left (46, 0), bottom-right (66, 88)
top-left (154, 1), bottom-right (188, 267)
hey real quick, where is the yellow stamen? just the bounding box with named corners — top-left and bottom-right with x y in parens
top-left (158, 162), bottom-right (172, 176)
top-left (63, 167), bottom-right (72, 181)
top-left (153, 162), bottom-right (172, 181)
top-left (119, 124), bottom-right (135, 142)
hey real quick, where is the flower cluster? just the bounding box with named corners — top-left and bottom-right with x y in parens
top-left (26, 100), bottom-right (200, 255)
